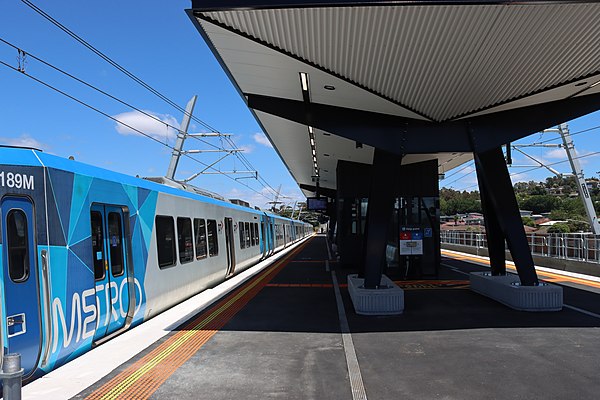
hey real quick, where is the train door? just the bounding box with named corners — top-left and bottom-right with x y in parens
top-left (260, 217), bottom-right (268, 258)
top-left (269, 221), bottom-right (275, 254)
top-left (224, 217), bottom-right (236, 277)
top-left (1, 196), bottom-right (42, 377)
top-left (91, 205), bottom-right (130, 340)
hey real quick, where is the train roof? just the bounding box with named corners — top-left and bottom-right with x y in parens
top-left (1, 147), bottom-right (247, 214)
top-left (0, 146), bottom-right (310, 226)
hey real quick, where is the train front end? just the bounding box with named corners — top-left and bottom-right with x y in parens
top-left (0, 146), bottom-right (49, 382)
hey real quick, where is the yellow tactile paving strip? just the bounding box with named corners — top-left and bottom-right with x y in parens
top-left (442, 249), bottom-right (600, 290)
top-left (85, 238), bottom-right (312, 400)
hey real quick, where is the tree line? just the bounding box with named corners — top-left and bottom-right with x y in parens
top-left (441, 176), bottom-right (599, 233)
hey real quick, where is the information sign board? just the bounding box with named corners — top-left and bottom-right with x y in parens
top-left (399, 227), bottom-right (423, 255)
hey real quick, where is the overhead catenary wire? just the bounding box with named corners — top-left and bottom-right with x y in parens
top-left (0, 37), bottom-right (220, 149)
top-left (440, 161), bottom-right (475, 182)
top-left (523, 125), bottom-right (600, 146)
top-left (20, 0), bottom-right (285, 199)
top-left (0, 59), bottom-right (278, 201)
top-left (458, 150), bottom-right (600, 191)
top-left (0, 35), bottom-right (275, 183)
top-left (444, 124), bottom-right (600, 190)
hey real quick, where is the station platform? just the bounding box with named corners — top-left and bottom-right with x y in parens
top-left (25, 235), bottom-right (600, 399)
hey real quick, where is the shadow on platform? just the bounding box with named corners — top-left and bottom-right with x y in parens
top-left (173, 236), bottom-right (600, 335)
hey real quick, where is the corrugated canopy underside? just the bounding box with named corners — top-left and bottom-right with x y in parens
top-left (200, 3), bottom-right (600, 121)
top-left (192, 2), bottom-right (600, 195)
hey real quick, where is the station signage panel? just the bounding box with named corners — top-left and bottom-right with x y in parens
top-left (399, 227), bottom-right (423, 255)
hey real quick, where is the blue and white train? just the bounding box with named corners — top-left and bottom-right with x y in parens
top-left (0, 145), bottom-right (312, 383)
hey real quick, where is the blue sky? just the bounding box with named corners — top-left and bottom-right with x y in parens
top-left (440, 110), bottom-right (600, 191)
top-left (0, 0), bottom-right (302, 208)
top-left (2, 1), bottom-right (600, 203)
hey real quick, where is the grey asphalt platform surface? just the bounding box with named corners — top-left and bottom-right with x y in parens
top-left (75, 235), bottom-right (600, 399)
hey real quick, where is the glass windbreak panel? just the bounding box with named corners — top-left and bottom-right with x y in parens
top-left (108, 212), bottom-right (124, 276)
top-left (386, 206), bottom-right (399, 268)
top-left (360, 198), bottom-right (368, 235)
top-left (411, 197), bottom-right (421, 224)
top-left (156, 216), bottom-right (176, 268)
top-left (194, 218), bottom-right (207, 260)
top-left (422, 197), bottom-right (439, 224)
top-left (177, 217), bottom-right (193, 264)
top-left (351, 201), bottom-right (358, 234)
top-left (91, 211), bottom-right (105, 280)
top-left (207, 219), bottom-right (219, 256)
top-left (6, 209), bottom-right (30, 282)
top-left (239, 222), bottom-right (245, 249)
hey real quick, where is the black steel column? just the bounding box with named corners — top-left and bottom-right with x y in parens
top-left (474, 147), bottom-right (538, 286)
top-left (363, 149), bottom-right (402, 289)
top-left (327, 200), bottom-right (337, 244)
top-left (475, 163), bottom-right (507, 276)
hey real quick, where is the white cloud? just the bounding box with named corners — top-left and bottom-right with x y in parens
top-left (239, 144), bottom-right (255, 154)
top-left (0, 134), bottom-right (46, 150)
top-left (112, 110), bottom-right (180, 142)
top-left (253, 132), bottom-right (273, 148)
top-left (544, 148), bottom-right (566, 160)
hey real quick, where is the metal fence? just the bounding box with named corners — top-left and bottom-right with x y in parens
top-left (440, 230), bottom-right (600, 264)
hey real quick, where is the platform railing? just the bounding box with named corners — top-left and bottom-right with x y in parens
top-left (440, 230), bottom-right (600, 264)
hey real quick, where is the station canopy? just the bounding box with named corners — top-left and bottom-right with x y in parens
top-left (188, 1), bottom-right (600, 197)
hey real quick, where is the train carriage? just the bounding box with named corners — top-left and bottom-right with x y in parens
top-left (0, 145), bottom-right (312, 383)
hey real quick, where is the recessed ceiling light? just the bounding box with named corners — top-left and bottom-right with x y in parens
top-left (300, 72), bottom-right (310, 91)
top-left (324, 85), bottom-right (335, 91)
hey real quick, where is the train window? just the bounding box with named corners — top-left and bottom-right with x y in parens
top-left (156, 216), bottom-right (176, 268)
top-left (207, 219), bottom-right (219, 257)
top-left (194, 218), bottom-right (207, 260)
top-left (6, 209), bottom-right (30, 282)
top-left (108, 212), bottom-right (124, 276)
top-left (250, 223), bottom-right (255, 247)
top-left (239, 221), bottom-right (245, 249)
top-left (254, 223), bottom-right (259, 246)
top-left (177, 217), bottom-right (193, 264)
top-left (245, 222), bottom-right (251, 248)
top-left (91, 211), bottom-right (105, 280)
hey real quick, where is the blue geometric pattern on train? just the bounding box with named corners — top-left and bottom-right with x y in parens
top-left (42, 168), bottom-right (158, 371)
